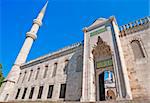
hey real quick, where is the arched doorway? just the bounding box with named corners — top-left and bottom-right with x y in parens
top-left (98, 71), bottom-right (105, 101)
top-left (92, 36), bottom-right (117, 101)
top-left (96, 69), bottom-right (116, 101)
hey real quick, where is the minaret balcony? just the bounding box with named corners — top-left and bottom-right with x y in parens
top-left (33, 19), bottom-right (42, 26)
top-left (26, 32), bottom-right (37, 40)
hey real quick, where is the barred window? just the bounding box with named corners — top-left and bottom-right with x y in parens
top-left (22, 88), bottom-right (27, 99)
top-left (47, 85), bottom-right (54, 98)
top-left (29, 87), bottom-right (34, 99)
top-left (15, 89), bottom-right (20, 99)
top-left (59, 84), bottom-right (66, 98)
top-left (37, 86), bottom-right (43, 99)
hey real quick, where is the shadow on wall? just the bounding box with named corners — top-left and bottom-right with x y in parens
top-left (65, 45), bottom-right (83, 101)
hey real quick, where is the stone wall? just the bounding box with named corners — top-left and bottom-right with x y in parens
top-left (65, 46), bottom-right (83, 101)
top-left (8, 44), bottom-right (83, 102)
top-left (2, 100), bottom-right (150, 103)
top-left (120, 22), bottom-right (150, 99)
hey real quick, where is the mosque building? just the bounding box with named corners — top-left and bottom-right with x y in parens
top-left (0, 2), bottom-right (150, 103)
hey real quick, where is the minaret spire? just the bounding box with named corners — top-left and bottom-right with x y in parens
top-left (0, 2), bottom-right (48, 101)
top-left (26, 1), bottom-right (48, 40)
top-left (34, 1), bottom-right (48, 27)
top-left (40, 1), bottom-right (48, 15)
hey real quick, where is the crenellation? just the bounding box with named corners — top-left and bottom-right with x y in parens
top-left (120, 23), bottom-right (150, 99)
top-left (119, 16), bottom-right (150, 37)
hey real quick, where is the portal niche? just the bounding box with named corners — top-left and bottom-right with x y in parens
top-left (92, 36), bottom-right (117, 101)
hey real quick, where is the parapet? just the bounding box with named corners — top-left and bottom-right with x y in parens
top-left (119, 16), bottom-right (150, 37)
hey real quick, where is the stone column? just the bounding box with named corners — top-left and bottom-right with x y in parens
top-left (89, 48), bottom-right (96, 101)
top-left (81, 28), bottom-right (96, 102)
top-left (81, 28), bottom-right (88, 102)
top-left (106, 26), bottom-right (123, 99)
top-left (110, 17), bottom-right (132, 99)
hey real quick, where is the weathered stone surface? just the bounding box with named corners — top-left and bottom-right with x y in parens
top-left (120, 25), bottom-right (150, 99)
top-left (0, 3), bottom-right (149, 102)
top-left (1, 99), bottom-right (150, 103)
top-left (7, 44), bottom-right (83, 102)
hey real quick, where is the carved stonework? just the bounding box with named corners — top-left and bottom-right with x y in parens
top-left (92, 36), bottom-right (112, 59)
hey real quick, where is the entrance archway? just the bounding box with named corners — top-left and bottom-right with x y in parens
top-left (96, 69), bottom-right (116, 101)
top-left (92, 36), bottom-right (117, 101)
top-left (98, 72), bottom-right (105, 101)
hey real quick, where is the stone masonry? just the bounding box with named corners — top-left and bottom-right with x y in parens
top-left (0, 1), bottom-right (150, 102)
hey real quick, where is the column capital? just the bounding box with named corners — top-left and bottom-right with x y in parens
top-left (26, 32), bottom-right (37, 40)
top-left (82, 27), bottom-right (88, 33)
top-left (109, 16), bottom-right (115, 21)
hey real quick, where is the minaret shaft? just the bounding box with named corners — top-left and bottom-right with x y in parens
top-left (0, 2), bottom-right (48, 101)
top-left (7, 1), bottom-right (48, 81)
top-left (7, 37), bottom-right (34, 80)
top-left (30, 24), bottom-right (40, 35)
top-left (15, 37), bottom-right (34, 65)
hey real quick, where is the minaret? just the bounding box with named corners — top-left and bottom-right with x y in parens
top-left (0, 2), bottom-right (48, 101)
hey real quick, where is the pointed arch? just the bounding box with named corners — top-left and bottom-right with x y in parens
top-left (64, 59), bottom-right (69, 74)
top-left (130, 40), bottom-right (145, 59)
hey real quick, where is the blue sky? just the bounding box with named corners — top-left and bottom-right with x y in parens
top-left (0, 0), bottom-right (149, 77)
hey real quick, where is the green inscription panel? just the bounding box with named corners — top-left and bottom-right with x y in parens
top-left (90, 27), bottom-right (106, 37)
top-left (96, 59), bottom-right (113, 68)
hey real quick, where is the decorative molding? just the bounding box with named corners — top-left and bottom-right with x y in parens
top-left (84, 18), bottom-right (109, 32)
top-left (90, 27), bottom-right (107, 37)
top-left (128, 37), bottom-right (142, 43)
top-left (3, 79), bottom-right (16, 84)
top-left (33, 19), bottom-right (42, 26)
top-left (96, 59), bottom-right (113, 69)
top-left (26, 32), bottom-right (37, 40)
top-left (92, 36), bottom-right (112, 60)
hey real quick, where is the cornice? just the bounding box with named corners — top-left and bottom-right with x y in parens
top-left (20, 42), bottom-right (83, 69)
top-left (83, 16), bottom-right (115, 32)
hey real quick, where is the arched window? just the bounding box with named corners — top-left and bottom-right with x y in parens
top-left (35, 68), bottom-right (40, 80)
top-left (52, 63), bottom-right (57, 77)
top-left (22, 71), bottom-right (27, 83)
top-left (17, 73), bottom-right (22, 83)
top-left (4, 94), bottom-right (9, 101)
top-left (64, 59), bottom-right (69, 74)
top-left (43, 65), bottom-right (48, 78)
top-left (76, 55), bottom-right (83, 72)
top-left (28, 70), bottom-right (33, 81)
top-left (131, 40), bottom-right (145, 59)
